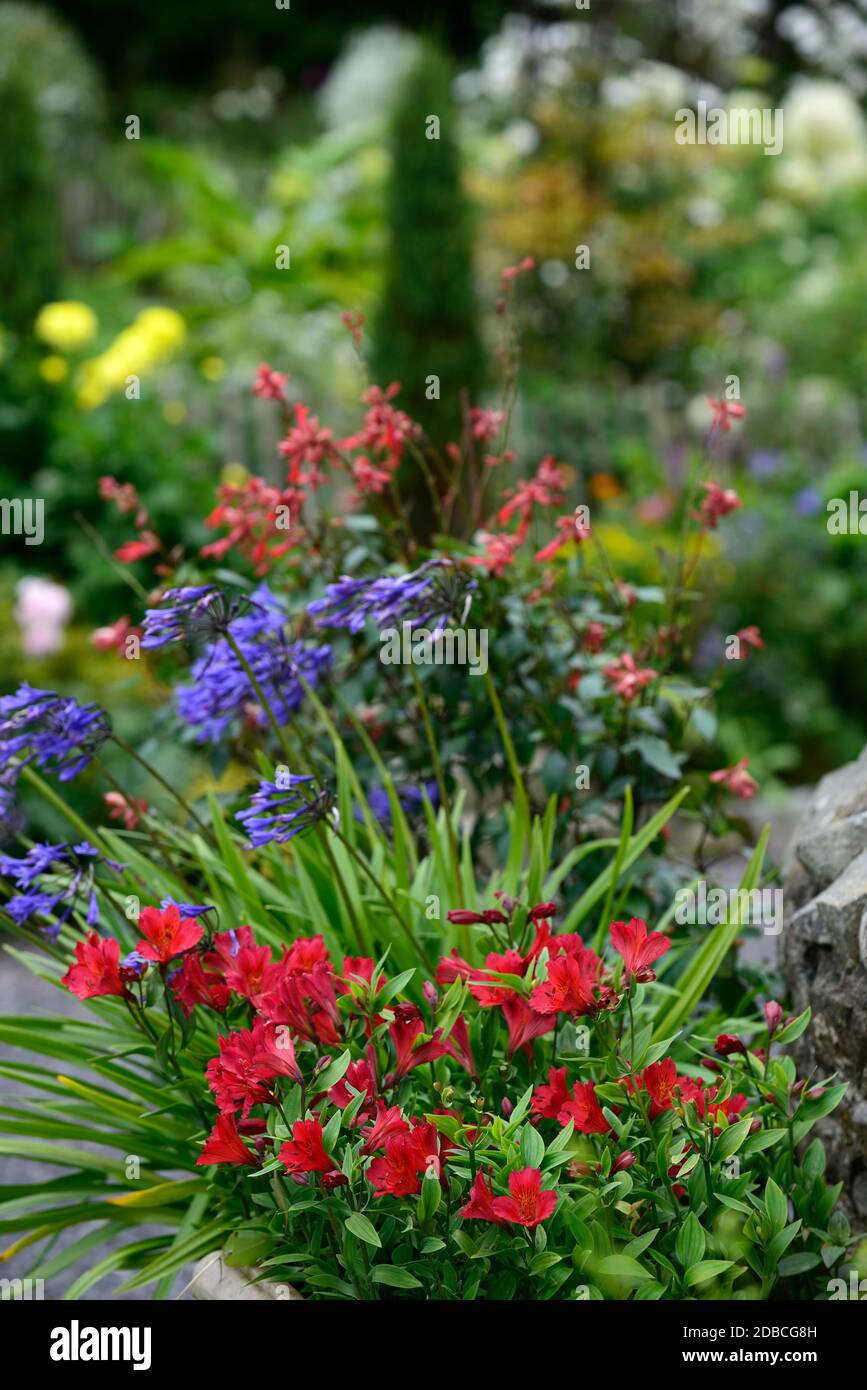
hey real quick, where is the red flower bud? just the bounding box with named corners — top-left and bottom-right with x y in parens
top-left (714, 1033), bottom-right (747, 1057)
top-left (500, 1097), bottom-right (514, 1119)
top-left (613, 1150), bottom-right (637, 1172)
top-left (530, 902), bottom-right (557, 922)
top-left (764, 1000), bottom-right (783, 1035)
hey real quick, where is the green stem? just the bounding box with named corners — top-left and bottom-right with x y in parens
top-left (110, 734), bottom-right (209, 835)
top-left (409, 664), bottom-right (463, 906)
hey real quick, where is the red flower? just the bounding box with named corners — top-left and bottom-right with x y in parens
top-left (459, 1167), bottom-right (504, 1224)
top-left (695, 478), bottom-right (742, 528)
top-left (135, 904), bottom-right (203, 965)
top-left (765, 1000), bottom-right (783, 1036)
top-left (386, 1005), bottom-right (448, 1083)
top-left (714, 1033), bottom-right (747, 1057)
top-left (279, 1118), bottom-right (337, 1175)
top-left (61, 932), bottom-right (129, 1001)
top-left (103, 790), bottom-right (148, 829)
top-left (559, 1081), bottom-right (611, 1135)
top-left (603, 652), bottom-right (658, 702)
top-left (223, 943), bottom-right (279, 1005)
top-left (583, 620), bottom-right (606, 654)
top-left (709, 757), bottom-right (758, 800)
top-left (367, 1132), bottom-right (426, 1198)
top-left (197, 1113), bottom-right (257, 1167)
top-left (732, 625), bottom-right (764, 657)
top-left (205, 1018), bottom-right (302, 1117)
top-left (259, 961), bottom-right (342, 1047)
top-left (531, 1066), bottom-right (571, 1121)
top-left (529, 949), bottom-right (605, 1017)
top-left (491, 1167), bottom-right (557, 1228)
top-left (641, 1059), bottom-right (680, 1118)
top-left (170, 954), bottom-right (230, 1017)
top-left (610, 917), bottom-right (670, 983)
top-left (361, 1102), bottom-right (411, 1154)
top-left (329, 1058), bottom-right (376, 1122)
top-left (252, 363), bottom-right (289, 402)
top-left (114, 532), bottom-right (160, 563)
top-left (706, 398), bottom-right (746, 433)
top-left (502, 996), bottom-right (555, 1058)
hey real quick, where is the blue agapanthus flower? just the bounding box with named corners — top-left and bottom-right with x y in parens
top-left (175, 583), bottom-right (331, 742)
top-left (141, 585), bottom-right (231, 650)
top-left (308, 560), bottom-right (474, 635)
top-left (0, 684), bottom-right (112, 786)
top-left (364, 781), bottom-right (439, 826)
top-left (0, 840), bottom-right (123, 938)
top-left (235, 774), bottom-right (334, 848)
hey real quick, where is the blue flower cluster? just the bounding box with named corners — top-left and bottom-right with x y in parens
top-left (308, 561), bottom-right (473, 635)
top-left (174, 584), bottom-right (331, 743)
top-left (141, 586), bottom-right (230, 649)
top-left (0, 841), bottom-right (122, 938)
top-left (0, 686), bottom-right (112, 820)
top-left (235, 773), bottom-right (333, 848)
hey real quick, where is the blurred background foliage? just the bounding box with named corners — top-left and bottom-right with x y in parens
top-left (2, 0), bottom-right (867, 790)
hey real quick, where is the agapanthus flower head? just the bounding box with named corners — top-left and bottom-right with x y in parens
top-left (308, 560), bottom-right (474, 637)
top-left (141, 586), bottom-right (232, 650)
top-left (235, 774), bottom-right (333, 848)
top-left (0, 684), bottom-right (111, 785)
top-left (175, 582), bottom-right (331, 743)
top-left (0, 840), bottom-right (121, 937)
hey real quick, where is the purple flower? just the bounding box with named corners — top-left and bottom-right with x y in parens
top-left (308, 561), bottom-right (474, 635)
top-left (175, 583), bottom-right (331, 743)
top-left (748, 450), bottom-right (780, 479)
top-left (794, 488), bottom-right (822, 517)
top-left (235, 774), bottom-right (333, 848)
top-left (159, 897), bottom-right (215, 918)
top-left (0, 841), bottom-right (122, 938)
top-left (141, 586), bottom-right (230, 649)
top-left (0, 685), bottom-right (112, 786)
top-left (364, 781), bottom-right (439, 826)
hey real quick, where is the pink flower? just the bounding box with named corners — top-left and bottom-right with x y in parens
top-left (14, 578), bottom-right (71, 657)
top-left (469, 530), bottom-right (522, 577)
top-left (603, 652), bottom-right (658, 701)
top-left (253, 363), bottom-right (289, 402)
top-left (706, 398), bottom-right (746, 433)
top-left (710, 757), bottom-right (758, 800)
top-left (695, 480), bottom-right (742, 529)
top-left (468, 407), bottom-right (505, 443)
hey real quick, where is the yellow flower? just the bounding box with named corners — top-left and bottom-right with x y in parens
top-left (163, 400), bottom-right (187, 425)
top-left (200, 355), bottom-right (226, 381)
top-left (35, 301), bottom-right (98, 353)
top-left (74, 306), bottom-right (187, 410)
top-left (39, 355), bottom-right (69, 384)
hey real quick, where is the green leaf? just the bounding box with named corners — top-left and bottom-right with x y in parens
top-left (685, 1260), bottom-right (735, 1286)
top-left (371, 1265), bottom-right (423, 1289)
top-left (345, 1213), bottom-right (381, 1248)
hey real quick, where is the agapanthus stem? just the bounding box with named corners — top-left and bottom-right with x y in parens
top-left (224, 630), bottom-right (295, 766)
top-left (110, 734), bottom-right (209, 835)
top-left (409, 664), bottom-right (463, 906)
top-left (482, 667), bottom-right (530, 825)
top-left (329, 823), bottom-right (434, 973)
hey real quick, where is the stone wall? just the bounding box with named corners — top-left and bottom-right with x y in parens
top-left (781, 747), bottom-right (867, 1218)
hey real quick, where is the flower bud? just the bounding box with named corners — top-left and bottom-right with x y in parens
top-left (612, 1150), bottom-right (636, 1173)
top-left (500, 1096), bottom-right (514, 1119)
top-left (764, 1000), bottom-right (783, 1036)
top-left (423, 981), bottom-right (438, 1009)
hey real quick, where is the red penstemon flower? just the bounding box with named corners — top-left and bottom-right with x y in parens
top-left (710, 758), bottom-right (759, 799)
top-left (603, 651), bottom-right (658, 701)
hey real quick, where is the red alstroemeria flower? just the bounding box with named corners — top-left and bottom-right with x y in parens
top-left (135, 904), bottom-right (203, 965)
top-left (459, 1167), bottom-right (504, 1224)
top-left (329, 1058), bottom-right (376, 1123)
top-left (531, 1066), bottom-right (571, 1121)
top-left (705, 1090), bottom-right (748, 1130)
top-left (639, 1058), bottom-right (680, 1119)
top-left (205, 1018), bottom-right (302, 1117)
top-left (361, 1102), bottom-right (411, 1155)
top-left (197, 1113), bottom-right (257, 1167)
top-left (61, 932), bottom-right (129, 1001)
top-left (279, 1118), bottom-right (338, 1175)
top-left (385, 1005), bottom-right (449, 1083)
top-left (559, 1081), bottom-right (611, 1135)
top-left (610, 917), bottom-right (670, 983)
top-left (502, 996), bottom-right (555, 1058)
top-left (529, 948), bottom-right (606, 1017)
top-left (367, 1131), bottom-right (426, 1198)
top-left (223, 943), bottom-right (279, 1006)
top-left (170, 954), bottom-right (230, 1017)
top-left (283, 935), bottom-right (333, 974)
top-left (491, 1167), bottom-right (557, 1228)
top-left (714, 1033), bottom-right (747, 1057)
top-left (259, 961), bottom-right (342, 1047)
